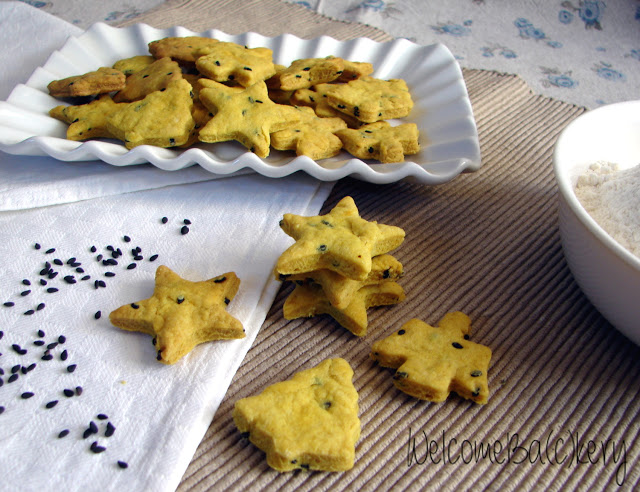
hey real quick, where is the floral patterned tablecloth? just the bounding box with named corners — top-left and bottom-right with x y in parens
top-left (286, 0), bottom-right (639, 109)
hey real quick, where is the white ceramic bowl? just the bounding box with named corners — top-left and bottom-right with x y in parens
top-left (554, 100), bottom-right (640, 345)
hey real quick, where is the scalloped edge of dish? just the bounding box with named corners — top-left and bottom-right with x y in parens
top-left (0, 22), bottom-right (482, 185)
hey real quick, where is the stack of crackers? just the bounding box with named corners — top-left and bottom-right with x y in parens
top-left (274, 196), bottom-right (406, 336)
top-left (46, 36), bottom-right (420, 163)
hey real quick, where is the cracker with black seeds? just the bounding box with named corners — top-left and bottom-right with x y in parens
top-left (283, 280), bottom-right (405, 336)
top-left (195, 42), bottom-right (276, 87)
top-left (371, 312), bottom-right (492, 403)
top-left (336, 59), bottom-right (374, 82)
top-left (323, 76), bottom-right (414, 123)
top-left (291, 85), bottom-right (362, 128)
top-left (47, 67), bottom-right (126, 98)
top-left (113, 55), bottom-right (156, 76)
top-left (49, 94), bottom-right (126, 141)
top-left (336, 121), bottom-right (420, 163)
top-left (267, 56), bottom-right (345, 91)
top-left (106, 78), bottom-right (195, 149)
top-left (270, 106), bottom-right (347, 160)
top-left (109, 265), bottom-right (244, 365)
top-left (278, 253), bottom-right (403, 309)
top-left (276, 196), bottom-right (405, 280)
top-left (198, 80), bottom-right (302, 157)
top-left (113, 57), bottom-right (184, 103)
top-left (148, 36), bottom-right (219, 66)
top-left (233, 358), bottom-right (360, 472)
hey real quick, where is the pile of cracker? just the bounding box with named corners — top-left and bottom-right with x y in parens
top-left (274, 196), bottom-right (407, 336)
top-left (46, 36), bottom-right (420, 163)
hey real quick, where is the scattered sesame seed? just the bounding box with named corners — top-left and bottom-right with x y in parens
top-left (149, 254), bottom-right (158, 262)
top-left (104, 272), bottom-right (115, 277)
top-left (94, 311), bottom-right (102, 320)
top-left (37, 329), bottom-right (45, 337)
top-left (39, 279), bottom-right (47, 286)
top-left (63, 275), bottom-right (76, 284)
top-left (0, 406), bottom-right (5, 414)
top-left (58, 335), bottom-right (66, 344)
top-left (8, 374), bottom-right (18, 383)
top-left (22, 279), bottom-right (31, 286)
top-left (161, 217), bottom-right (168, 224)
top-left (183, 219), bottom-right (192, 225)
top-left (105, 422), bottom-right (116, 437)
top-left (89, 421), bottom-right (98, 434)
top-left (41, 354), bottom-right (53, 361)
top-left (123, 235), bottom-right (131, 242)
top-left (53, 259), bottom-right (63, 266)
top-left (33, 340), bottom-right (45, 346)
top-left (75, 386), bottom-right (83, 396)
top-left (34, 243), bottom-right (41, 250)
top-left (90, 246), bottom-right (97, 253)
top-left (76, 267), bottom-right (85, 273)
top-left (36, 303), bottom-right (45, 311)
top-left (58, 429), bottom-right (70, 438)
top-left (48, 272), bottom-right (58, 279)
top-left (21, 392), bottom-right (34, 399)
top-left (97, 414), bottom-right (108, 420)
top-left (60, 350), bottom-right (68, 361)
top-left (117, 461), bottom-right (128, 469)
top-left (127, 263), bottom-right (136, 270)
top-left (67, 364), bottom-right (77, 373)
top-left (47, 342), bottom-right (59, 350)
top-left (46, 287), bottom-right (59, 294)
top-left (45, 400), bottom-right (58, 409)
top-left (20, 290), bottom-right (31, 296)
top-left (96, 254), bottom-right (103, 262)
top-left (3, 302), bottom-right (14, 307)
top-left (24, 310), bottom-right (35, 316)
top-left (181, 225), bottom-right (190, 235)
top-left (11, 365), bottom-right (20, 373)
top-left (63, 389), bottom-right (74, 397)
top-left (90, 441), bottom-right (106, 453)
top-left (45, 248), bottom-right (55, 254)
top-left (80, 275), bottom-right (91, 281)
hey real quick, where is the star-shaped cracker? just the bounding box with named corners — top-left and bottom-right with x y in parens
top-left (336, 121), bottom-right (420, 163)
top-left (106, 78), bottom-right (195, 149)
top-left (113, 55), bottom-right (156, 76)
top-left (233, 358), bottom-right (360, 471)
top-left (291, 85), bottom-right (362, 128)
top-left (270, 106), bottom-right (347, 160)
top-left (371, 312), bottom-right (492, 403)
top-left (49, 94), bottom-right (126, 141)
top-left (283, 280), bottom-right (405, 336)
top-left (278, 253), bottom-right (404, 309)
top-left (198, 81), bottom-right (302, 157)
top-left (109, 265), bottom-right (244, 364)
top-left (195, 42), bottom-right (276, 87)
top-left (47, 67), bottom-right (126, 98)
top-left (276, 196), bottom-right (405, 280)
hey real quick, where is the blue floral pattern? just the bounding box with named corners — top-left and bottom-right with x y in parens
top-left (431, 21), bottom-right (472, 37)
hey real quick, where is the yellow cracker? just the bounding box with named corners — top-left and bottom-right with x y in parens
top-left (198, 80), bottom-right (302, 157)
top-left (47, 67), bottom-right (126, 98)
top-left (323, 76), bottom-right (414, 123)
top-left (233, 358), bottom-right (360, 472)
top-left (336, 121), bottom-right (420, 163)
top-left (113, 55), bottom-right (155, 76)
top-left (371, 312), bottom-right (492, 403)
top-left (109, 265), bottom-right (244, 365)
top-left (49, 94), bottom-right (125, 141)
top-left (336, 59), bottom-right (374, 82)
top-left (106, 78), bottom-right (195, 149)
top-left (277, 196), bottom-right (405, 280)
top-left (291, 85), bottom-right (362, 128)
top-left (113, 57), bottom-right (183, 103)
top-left (195, 42), bottom-right (276, 87)
top-left (278, 253), bottom-right (404, 309)
top-left (283, 280), bottom-right (405, 336)
top-left (267, 56), bottom-right (344, 91)
top-left (270, 106), bottom-right (347, 160)
top-left (148, 36), bottom-right (219, 65)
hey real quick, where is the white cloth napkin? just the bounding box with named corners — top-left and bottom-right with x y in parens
top-left (0, 173), bottom-right (334, 490)
top-left (0, 3), bottom-right (336, 490)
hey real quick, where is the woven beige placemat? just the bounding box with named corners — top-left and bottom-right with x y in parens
top-left (124, 2), bottom-right (640, 490)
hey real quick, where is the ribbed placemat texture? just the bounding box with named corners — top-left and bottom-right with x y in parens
top-left (123, 2), bottom-right (640, 490)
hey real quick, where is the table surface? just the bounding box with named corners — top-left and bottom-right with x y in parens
top-left (1, 1), bottom-right (639, 491)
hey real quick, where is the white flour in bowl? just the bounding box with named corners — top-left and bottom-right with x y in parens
top-left (574, 161), bottom-right (640, 259)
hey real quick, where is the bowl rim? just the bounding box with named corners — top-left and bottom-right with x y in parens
top-left (553, 99), bottom-right (640, 274)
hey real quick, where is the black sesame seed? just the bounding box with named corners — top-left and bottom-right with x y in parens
top-left (127, 263), bottom-right (137, 270)
top-left (34, 243), bottom-right (41, 250)
top-left (8, 373), bottom-right (19, 383)
top-left (11, 365), bottom-right (20, 373)
top-left (177, 297), bottom-right (184, 304)
top-left (38, 329), bottom-right (45, 337)
top-left (368, 146), bottom-right (374, 154)
top-left (39, 279), bottom-right (47, 285)
top-left (97, 413), bottom-right (108, 420)
top-left (464, 334), bottom-right (470, 340)
top-left (61, 350), bottom-right (68, 361)
top-left (63, 389), bottom-right (74, 397)
top-left (123, 235), bottom-right (131, 242)
top-left (471, 370), bottom-right (483, 377)
top-left (105, 272), bottom-right (116, 277)
top-left (41, 354), bottom-right (53, 361)
top-left (24, 310), bottom-right (35, 316)
top-left (130, 303), bottom-right (139, 309)
top-left (90, 246), bottom-right (97, 253)
top-left (133, 255), bottom-right (143, 261)
top-left (161, 216), bottom-right (168, 224)
top-left (45, 248), bottom-right (55, 254)
top-left (90, 441), bottom-right (106, 453)
top-left (46, 400), bottom-right (58, 409)
top-left (3, 302), bottom-right (14, 307)
top-left (75, 386), bottom-right (83, 396)
top-left (21, 392), bottom-right (34, 399)
top-left (46, 288), bottom-right (59, 294)
top-left (214, 277), bottom-right (226, 283)
top-left (33, 340), bottom-right (45, 346)
top-left (67, 364), bottom-right (77, 373)
top-left (83, 428), bottom-right (94, 439)
top-left (47, 271), bottom-right (58, 279)
top-left (156, 350), bottom-right (162, 361)
top-left (11, 344), bottom-right (23, 353)
top-left (149, 254), bottom-right (158, 262)
top-left (117, 461), bottom-right (128, 469)
top-left (90, 421), bottom-right (98, 433)
top-left (22, 279), bottom-right (31, 286)
top-left (452, 342), bottom-right (463, 349)
top-left (36, 303), bottom-right (45, 311)
top-left (58, 335), bottom-right (66, 344)
top-left (21, 290), bottom-right (31, 296)
top-left (76, 267), bottom-right (85, 273)
top-left (96, 254), bottom-right (103, 261)
top-left (105, 422), bottom-right (116, 437)
top-left (183, 219), bottom-right (192, 225)
top-left (81, 275), bottom-right (91, 281)
top-left (63, 275), bottom-right (76, 284)
top-left (180, 225), bottom-right (190, 235)
top-left (47, 342), bottom-right (58, 350)
top-left (224, 297), bottom-right (230, 305)
top-left (58, 429), bottom-right (70, 438)
top-left (94, 311), bottom-right (102, 319)
top-left (25, 363), bottom-right (36, 372)
top-left (398, 329), bottom-right (406, 335)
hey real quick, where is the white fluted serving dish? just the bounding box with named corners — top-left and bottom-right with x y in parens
top-left (0, 22), bottom-right (481, 184)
